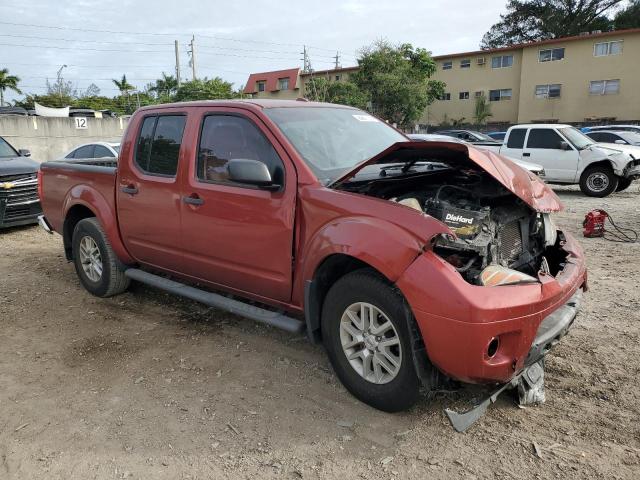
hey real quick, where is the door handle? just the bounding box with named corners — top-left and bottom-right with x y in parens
top-left (522, 152), bottom-right (531, 157)
top-left (183, 194), bottom-right (204, 206)
top-left (121, 185), bottom-right (138, 195)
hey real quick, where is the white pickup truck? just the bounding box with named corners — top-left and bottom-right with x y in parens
top-left (483, 124), bottom-right (640, 197)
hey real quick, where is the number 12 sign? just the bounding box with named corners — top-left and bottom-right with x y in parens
top-left (74, 117), bottom-right (88, 129)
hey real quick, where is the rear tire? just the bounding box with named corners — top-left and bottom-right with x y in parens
top-left (616, 177), bottom-right (632, 192)
top-left (321, 270), bottom-right (420, 412)
top-left (72, 218), bottom-right (130, 297)
top-left (579, 165), bottom-right (618, 197)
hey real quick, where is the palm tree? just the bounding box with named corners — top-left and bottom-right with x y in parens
top-left (473, 94), bottom-right (492, 127)
top-left (149, 72), bottom-right (178, 98)
top-left (0, 68), bottom-right (22, 106)
top-left (112, 74), bottom-right (135, 109)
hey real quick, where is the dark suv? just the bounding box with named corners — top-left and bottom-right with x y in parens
top-left (0, 136), bottom-right (41, 228)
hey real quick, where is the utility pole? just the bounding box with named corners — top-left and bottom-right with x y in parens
top-left (334, 51), bottom-right (341, 70)
top-left (188, 35), bottom-right (197, 81)
top-left (301, 45), bottom-right (312, 73)
top-left (174, 40), bottom-right (181, 87)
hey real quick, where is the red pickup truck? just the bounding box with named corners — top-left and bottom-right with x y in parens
top-left (39, 100), bottom-right (587, 420)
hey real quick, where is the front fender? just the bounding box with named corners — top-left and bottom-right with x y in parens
top-left (63, 185), bottom-right (134, 264)
top-left (298, 213), bottom-right (451, 292)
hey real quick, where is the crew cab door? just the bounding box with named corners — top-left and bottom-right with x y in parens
top-left (499, 127), bottom-right (527, 160)
top-left (522, 128), bottom-right (579, 182)
top-left (116, 113), bottom-right (187, 272)
top-left (179, 108), bottom-right (296, 303)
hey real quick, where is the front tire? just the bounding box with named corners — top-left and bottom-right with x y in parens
top-left (616, 177), bottom-right (632, 192)
top-left (579, 166), bottom-right (618, 197)
top-left (321, 270), bottom-right (420, 412)
top-left (72, 218), bottom-right (130, 297)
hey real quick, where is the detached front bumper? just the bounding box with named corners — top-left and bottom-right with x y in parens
top-left (623, 159), bottom-right (640, 179)
top-left (397, 231), bottom-right (587, 385)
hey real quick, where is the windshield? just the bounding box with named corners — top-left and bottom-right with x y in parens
top-left (559, 127), bottom-right (595, 150)
top-left (264, 107), bottom-right (407, 183)
top-left (470, 131), bottom-right (498, 142)
top-left (0, 137), bottom-right (18, 158)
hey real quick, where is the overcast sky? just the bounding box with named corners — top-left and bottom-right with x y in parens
top-left (1, 0), bottom-right (507, 103)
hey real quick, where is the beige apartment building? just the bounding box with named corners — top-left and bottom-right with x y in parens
top-left (244, 28), bottom-right (640, 127)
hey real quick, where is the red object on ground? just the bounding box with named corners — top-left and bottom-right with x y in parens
top-left (583, 209), bottom-right (609, 237)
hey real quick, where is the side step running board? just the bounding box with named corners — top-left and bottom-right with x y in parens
top-left (124, 269), bottom-right (305, 334)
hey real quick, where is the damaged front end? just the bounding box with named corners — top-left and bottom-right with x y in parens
top-left (333, 141), bottom-right (568, 287)
top-left (333, 141), bottom-right (586, 432)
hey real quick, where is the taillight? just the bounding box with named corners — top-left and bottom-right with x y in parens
top-left (37, 168), bottom-right (43, 199)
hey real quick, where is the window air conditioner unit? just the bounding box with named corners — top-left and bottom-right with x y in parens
top-left (476, 57), bottom-right (486, 65)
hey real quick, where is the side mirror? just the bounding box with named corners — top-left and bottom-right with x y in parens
top-left (18, 149), bottom-right (31, 157)
top-left (614, 139), bottom-right (626, 145)
top-left (559, 141), bottom-right (571, 151)
top-left (227, 159), bottom-right (279, 190)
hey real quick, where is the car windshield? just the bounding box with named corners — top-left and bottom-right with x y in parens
top-left (0, 137), bottom-right (18, 158)
top-left (618, 132), bottom-right (640, 144)
top-left (559, 127), bottom-right (595, 150)
top-left (264, 107), bottom-right (407, 183)
top-left (469, 131), bottom-right (497, 142)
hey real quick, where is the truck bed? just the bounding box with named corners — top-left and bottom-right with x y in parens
top-left (39, 159), bottom-right (117, 236)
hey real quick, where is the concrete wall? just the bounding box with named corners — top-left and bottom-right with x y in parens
top-left (0, 116), bottom-right (130, 162)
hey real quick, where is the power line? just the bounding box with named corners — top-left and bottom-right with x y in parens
top-left (0, 20), bottom-right (341, 52)
top-left (0, 33), bottom-right (173, 46)
top-left (0, 41), bottom-right (169, 53)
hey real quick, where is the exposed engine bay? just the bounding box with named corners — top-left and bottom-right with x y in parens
top-left (337, 160), bottom-right (566, 285)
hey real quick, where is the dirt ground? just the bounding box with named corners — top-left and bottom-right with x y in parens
top-left (1, 184), bottom-right (639, 480)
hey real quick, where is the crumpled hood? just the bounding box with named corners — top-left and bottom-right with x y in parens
top-left (0, 156), bottom-right (40, 177)
top-left (593, 142), bottom-right (640, 160)
top-left (331, 141), bottom-right (563, 213)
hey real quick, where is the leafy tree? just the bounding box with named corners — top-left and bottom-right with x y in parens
top-left (173, 77), bottom-right (235, 102)
top-left (47, 77), bottom-right (77, 99)
top-left (614, 0), bottom-right (640, 28)
top-left (350, 40), bottom-right (445, 128)
top-left (473, 94), bottom-right (492, 126)
top-left (79, 83), bottom-right (101, 98)
top-left (0, 68), bottom-right (22, 106)
top-left (15, 93), bottom-right (74, 109)
top-left (112, 74), bottom-right (136, 112)
top-left (481, 0), bottom-right (623, 48)
top-left (149, 72), bottom-right (179, 98)
top-left (304, 77), bottom-right (369, 108)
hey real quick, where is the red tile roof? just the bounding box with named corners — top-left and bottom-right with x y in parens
top-left (243, 68), bottom-right (300, 94)
top-left (432, 28), bottom-right (640, 60)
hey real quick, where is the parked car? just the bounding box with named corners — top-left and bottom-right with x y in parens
top-left (585, 130), bottom-right (640, 146)
top-left (61, 141), bottom-right (120, 160)
top-left (0, 136), bottom-right (41, 228)
top-left (435, 129), bottom-right (503, 146)
top-left (486, 131), bottom-right (506, 141)
top-left (39, 100), bottom-right (587, 416)
top-left (407, 133), bottom-right (546, 176)
top-left (481, 124), bottom-right (640, 196)
top-left (585, 125), bottom-right (640, 135)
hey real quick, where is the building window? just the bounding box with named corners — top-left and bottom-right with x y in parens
top-left (474, 91), bottom-right (484, 98)
top-left (439, 93), bottom-right (451, 101)
top-left (256, 81), bottom-right (266, 92)
top-left (442, 61), bottom-right (452, 70)
top-left (491, 55), bottom-right (513, 68)
top-left (589, 79), bottom-right (620, 95)
top-left (535, 84), bottom-right (561, 98)
top-left (539, 48), bottom-right (565, 62)
top-left (489, 89), bottom-right (512, 101)
top-left (460, 59), bottom-right (471, 68)
top-left (277, 78), bottom-right (289, 90)
top-left (594, 40), bottom-right (623, 56)
top-left (459, 91), bottom-right (469, 100)
top-left (335, 75), bottom-right (341, 81)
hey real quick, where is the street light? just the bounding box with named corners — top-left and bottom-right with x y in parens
top-left (57, 64), bottom-right (67, 81)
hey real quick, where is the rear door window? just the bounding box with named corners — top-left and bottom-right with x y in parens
top-left (526, 129), bottom-right (563, 149)
top-left (506, 129), bottom-right (526, 148)
top-left (94, 144), bottom-right (115, 157)
top-left (134, 115), bottom-right (186, 176)
top-left (74, 144), bottom-right (95, 158)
